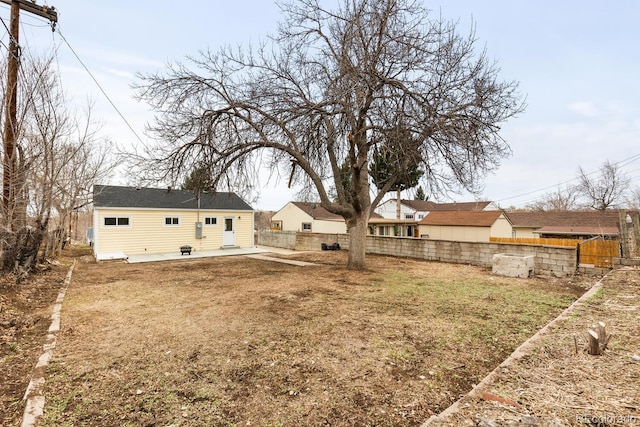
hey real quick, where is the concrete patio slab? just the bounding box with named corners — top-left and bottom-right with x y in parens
top-left (245, 254), bottom-right (316, 266)
top-left (126, 247), bottom-right (271, 264)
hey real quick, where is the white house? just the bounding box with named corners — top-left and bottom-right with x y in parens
top-left (375, 199), bottom-right (499, 221)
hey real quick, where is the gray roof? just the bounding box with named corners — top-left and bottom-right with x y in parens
top-left (93, 185), bottom-right (253, 211)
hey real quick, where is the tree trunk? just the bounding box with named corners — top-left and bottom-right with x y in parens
top-left (347, 209), bottom-right (369, 270)
top-left (396, 188), bottom-right (401, 220)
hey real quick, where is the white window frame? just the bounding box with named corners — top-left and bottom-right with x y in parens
top-left (103, 216), bottom-right (131, 227)
top-left (204, 216), bottom-right (218, 226)
top-left (302, 222), bottom-right (312, 232)
top-left (164, 216), bottom-right (180, 226)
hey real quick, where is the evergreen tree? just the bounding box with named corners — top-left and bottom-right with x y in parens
top-left (182, 163), bottom-right (213, 192)
top-left (369, 126), bottom-right (423, 193)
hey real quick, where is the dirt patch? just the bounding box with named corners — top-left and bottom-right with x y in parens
top-left (11, 248), bottom-right (594, 427)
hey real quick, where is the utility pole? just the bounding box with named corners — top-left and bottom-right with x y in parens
top-left (0, 0), bottom-right (57, 230)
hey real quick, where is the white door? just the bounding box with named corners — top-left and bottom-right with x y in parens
top-left (223, 217), bottom-right (235, 246)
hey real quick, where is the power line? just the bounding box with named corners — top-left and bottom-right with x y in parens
top-left (493, 151), bottom-right (640, 207)
top-left (55, 28), bottom-right (146, 146)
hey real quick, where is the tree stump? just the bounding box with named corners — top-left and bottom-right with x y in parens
top-left (587, 321), bottom-right (610, 355)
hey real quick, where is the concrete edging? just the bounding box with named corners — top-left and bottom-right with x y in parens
top-left (21, 260), bottom-right (75, 427)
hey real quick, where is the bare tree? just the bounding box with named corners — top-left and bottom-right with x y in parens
top-left (626, 186), bottom-right (640, 210)
top-left (133, 0), bottom-right (524, 269)
top-left (526, 184), bottom-right (580, 211)
top-left (577, 161), bottom-right (630, 211)
top-left (1, 54), bottom-right (116, 274)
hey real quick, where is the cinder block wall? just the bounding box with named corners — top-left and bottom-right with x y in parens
top-left (294, 232), bottom-right (349, 252)
top-left (258, 231), bottom-right (578, 276)
top-left (257, 230), bottom-right (297, 249)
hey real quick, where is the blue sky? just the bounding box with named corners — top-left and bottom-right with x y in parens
top-left (4, 1), bottom-right (640, 210)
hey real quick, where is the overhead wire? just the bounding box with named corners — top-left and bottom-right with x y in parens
top-left (493, 151), bottom-right (640, 208)
top-left (0, 4), bottom-right (147, 154)
top-left (55, 28), bottom-right (146, 146)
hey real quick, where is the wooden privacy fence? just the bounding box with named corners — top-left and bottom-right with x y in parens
top-left (578, 238), bottom-right (619, 267)
top-left (490, 237), bottom-right (620, 268)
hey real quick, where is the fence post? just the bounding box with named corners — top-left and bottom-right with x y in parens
top-left (632, 212), bottom-right (640, 258)
top-left (619, 209), bottom-right (630, 258)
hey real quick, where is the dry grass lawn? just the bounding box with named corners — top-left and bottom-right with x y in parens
top-left (38, 250), bottom-right (591, 427)
top-left (429, 267), bottom-right (640, 426)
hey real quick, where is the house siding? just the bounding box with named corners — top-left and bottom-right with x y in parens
top-left (309, 219), bottom-right (347, 234)
top-left (490, 215), bottom-right (514, 238)
top-left (419, 224), bottom-right (492, 241)
top-left (512, 227), bottom-right (537, 238)
top-left (94, 207), bottom-right (253, 256)
top-left (375, 199), bottom-right (416, 219)
top-left (418, 212), bottom-right (512, 242)
top-left (272, 204), bottom-right (313, 232)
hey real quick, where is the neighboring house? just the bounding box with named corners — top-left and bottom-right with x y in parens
top-left (375, 199), bottom-right (499, 221)
top-left (92, 185), bottom-right (254, 260)
top-left (418, 210), bottom-right (512, 242)
top-left (507, 211), bottom-right (620, 239)
top-left (367, 217), bottom-right (419, 237)
top-left (376, 199), bottom-right (427, 220)
top-left (271, 202), bottom-right (347, 234)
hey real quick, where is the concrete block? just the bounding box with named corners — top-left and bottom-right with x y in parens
top-left (492, 253), bottom-right (535, 278)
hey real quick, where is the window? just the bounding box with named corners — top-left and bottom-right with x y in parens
top-left (204, 216), bottom-right (218, 226)
top-left (404, 213), bottom-right (414, 220)
top-left (302, 222), bottom-right (312, 232)
top-left (164, 217), bottom-right (180, 226)
top-left (104, 216), bottom-right (130, 227)
top-left (417, 214), bottom-right (424, 220)
top-left (271, 221), bottom-right (282, 231)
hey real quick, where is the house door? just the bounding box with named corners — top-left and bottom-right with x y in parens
top-left (223, 217), bottom-right (235, 246)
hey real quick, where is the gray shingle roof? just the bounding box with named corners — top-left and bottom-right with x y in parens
top-left (93, 185), bottom-right (253, 211)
